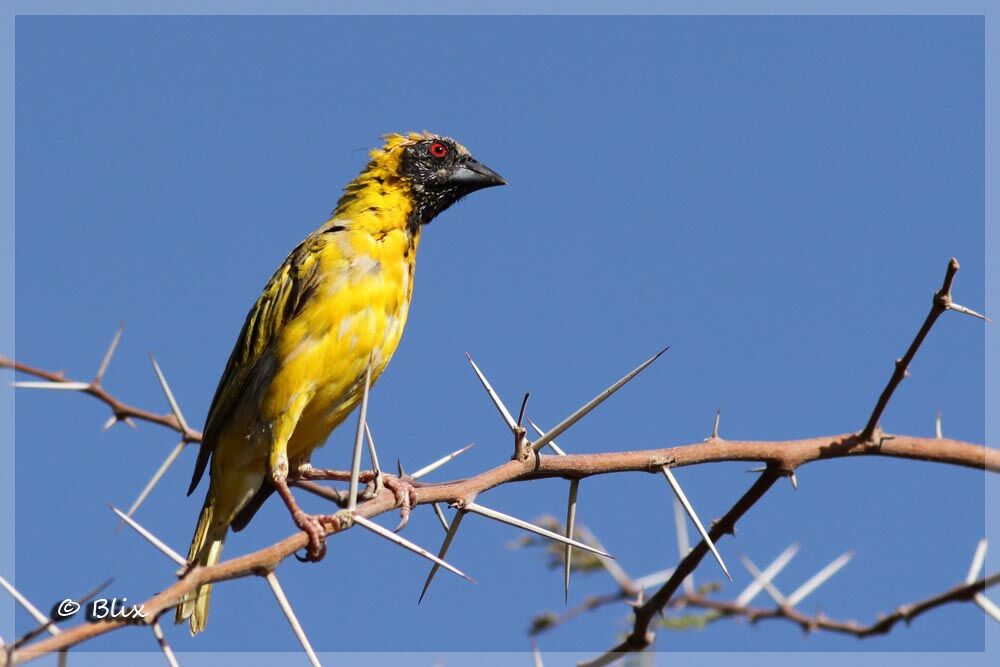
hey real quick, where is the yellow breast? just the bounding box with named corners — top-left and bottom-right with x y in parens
top-left (264, 225), bottom-right (419, 461)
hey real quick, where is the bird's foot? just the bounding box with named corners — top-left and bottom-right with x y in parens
top-left (382, 474), bottom-right (418, 532)
top-left (291, 510), bottom-right (328, 563)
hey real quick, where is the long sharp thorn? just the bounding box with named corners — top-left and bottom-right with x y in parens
top-left (632, 568), bottom-right (675, 591)
top-left (531, 639), bottom-right (544, 667)
top-left (363, 422), bottom-right (384, 497)
top-left (265, 572), bottom-right (321, 667)
top-left (975, 594), bottom-right (1000, 623)
top-left (0, 575), bottom-right (60, 635)
top-left (935, 411), bottom-right (943, 439)
top-left (57, 651), bottom-right (67, 667)
top-left (465, 353), bottom-right (518, 433)
top-left (432, 503), bottom-right (450, 531)
top-left (966, 539), bottom-right (987, 584)
top-left (528, 420), bottom-right (567, 456)
top-left (735, 544), bottom-right (800, 607)
top-left (947, 302), bottom-right (991, 322)
top-left (123, 417), bottom-right (139, 429)
top-left (149, 355), bottom-right (189, 435)
top-left (672, 496), bottom-right (694, 594)
top-left (564, 479), bottom-right (580, 603)
top-left (711, 407), bottom-right (721, 439)
top-left (355, 515), bottom-right (474, 583)
top-left (109, 505), bottom-right (186, 567)
top-left (574, 525), bottom-right (632, 589)
top-left (740, 555), bottom-right (789, 606)
top-left (151, 620), bottom-right (179, 667)
top-left (101, 414), bottom-right (119, 432)
top-left (786, 551), bottom-right (854, 606)
top-left (347, 362), bottom-right (373, 512)
top-left (95, 323), bottom-right (124, 384)
top-left (411, 443), bottom-right (475, 480)
top-left (789, 473), bottom-right (798, 491)
top-left (660, 465), bottom-right (732, 581)
top-left (119, 441), bottom-right (187, 527)
top-left (419, 510), bottom-right (466, 603)
top-left (532, 347), bottom-right (668, 452)
top-left (464, 502), bottom-right (612, 558)
top-left (11, 381), bottom-right (90, 391)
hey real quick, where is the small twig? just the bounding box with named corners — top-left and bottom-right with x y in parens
top-left (862, 258), bottom-right (983, 441)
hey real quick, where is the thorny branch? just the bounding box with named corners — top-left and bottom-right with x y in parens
top-left (2, 258), bottom-right (994, 666)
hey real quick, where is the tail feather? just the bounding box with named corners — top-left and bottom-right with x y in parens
top-left (175, 498), bottom-right (227, 635)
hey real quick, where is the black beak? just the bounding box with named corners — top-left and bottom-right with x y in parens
top-left (447, 158), bottom-right (506, 189)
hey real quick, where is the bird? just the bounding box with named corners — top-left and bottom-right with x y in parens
top-left (175, 131), bottom-right (505, 635)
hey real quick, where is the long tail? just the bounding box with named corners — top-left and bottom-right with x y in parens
top-left (174, 496), bottom-right (227, 635)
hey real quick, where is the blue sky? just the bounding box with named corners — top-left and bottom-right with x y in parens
top-left (8, 13), bottom-right (993, 664)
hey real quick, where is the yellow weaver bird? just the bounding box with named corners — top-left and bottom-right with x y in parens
top-left (175, 132), bottom-right (504, 635)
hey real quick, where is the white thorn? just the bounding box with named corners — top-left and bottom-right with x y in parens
top-left (672, 497), bottom-right (694, 595)
top-left (151, 620), bottom-right (180, 667)
top-left (465, 502), bottom-right (612, 558)
top-left (149, 355), bottom-right (189, 435)
top-left (354, 515), bottom-right (474, 583)
top-left (532, 348), bottom-right (667, 452)
top-left (531, 639), bottom-right (544, 667)
top-left (632, 568), bottom-right (675, 591)
top-left (265, 572), bottom-right (321, 667)
top-left (95, 324), bottom-right (124, 383)
top-left (661, 465), bottom-right (732, 581)
top-left (975, 594), bottom-right (1000, 624)
top-left (347, 362), bottom-right (373, 512)
top-left (465, 353), bottom-right (518, 433)
top-left (411, 443), bottom-right (475, 480)
top-left (740, 555), bottom-right (789, 607)
top-left (432, 503), bottom-right (450, 531)
top-left (419, 510), bottom-right (466, 603)
top-left (527, 420), bottom-right (567, 456)
top-left (947, 302), bottom-right (991, 322)
top-left (966, 539), bottom-right (987, 584)
top-left (11, 381), bottom-right (91, 391)
top-left (935, 411), bottom-right (943, 439)
top-left (565, 479), bottom-right (580, 603)
top-left (735, 544), bottom-right (800, 607)
top-left (121, 441), bottom-right (187, 523)
top-left (0, 575), bottom-right (60, 635)
top-left (109, 506), bottom-right (186, 567)
top-left (786, 551), bottom-right (854, 606)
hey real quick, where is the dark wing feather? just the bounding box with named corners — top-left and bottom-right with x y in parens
top-left (187, 230), bottom-right (331, 496)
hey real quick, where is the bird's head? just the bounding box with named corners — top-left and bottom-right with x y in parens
top-left (367, 131), bottom-right (506, 230)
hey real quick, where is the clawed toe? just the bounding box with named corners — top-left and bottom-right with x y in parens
top-left (382, 475), bottom-right (418, 532)
top-left (292, 512), bottom-right (327, 562)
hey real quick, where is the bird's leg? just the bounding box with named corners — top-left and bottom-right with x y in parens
top-left (291, 463), bottom-right (415, 530)
top-left (272, 471), bottom-right (328, 562)
top-left (268, 401), bottom-right (328, 562)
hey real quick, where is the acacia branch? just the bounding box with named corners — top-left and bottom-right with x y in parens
top-left (681, 570), bottom-right (1000, 637)
top-left (4, 258), bottom-right (992, 664)
top-left (11, 430), bottom-right (994, 664)
top-left (0, 355), bottom-right (202, 443)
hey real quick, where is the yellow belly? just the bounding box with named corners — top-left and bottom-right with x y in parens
top-left (270, 233), bottom-right (415, 463)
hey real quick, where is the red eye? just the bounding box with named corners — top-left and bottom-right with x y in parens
top-left (428, 142), bottom-right (449, 158)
